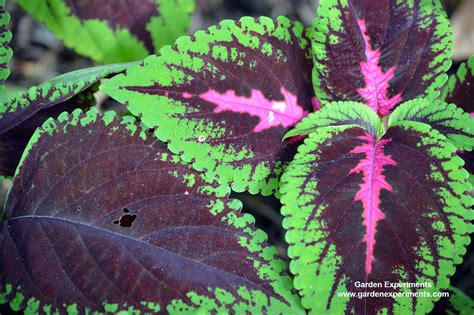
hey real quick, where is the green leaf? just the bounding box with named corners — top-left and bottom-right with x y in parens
top-left (0, 85), bottom-right (24, 102)
top-left (284, 101), bottom-right (383, 140)
top-left (281, 118), bottom-right (473, 314)
top-left (0, 0), bottom-right (12, 92)
top-left (432, 286), bottom-right (474, 315)
top-left (102, 16), bottom-right (315, 196)
top-left (389, 98), bottom-right (474, 151)
top-left (16, 0), bottom-right (195, 63)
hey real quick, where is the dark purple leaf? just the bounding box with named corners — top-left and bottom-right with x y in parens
top-left (0, 92), bottom-right (92, 177)
top-left (281, 103), bottom-right (473, 313)
top-left (312, 0), bottom-right (452, 115)
top-left (441, 56), bottom-right (474, 182)
top-left (0, 109), bottom-right (303, 314)
top-left (442, 56), bottom-right (474, 114)
top-left (0, 63), bottom-right (134, 177)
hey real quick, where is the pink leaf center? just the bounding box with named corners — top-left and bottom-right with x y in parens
top-left (183, 87), bottom-right (308, 132)
top-left (350, 133), bottom-right (396, 275)
top-left (357, 20), bottom-right (402, 116)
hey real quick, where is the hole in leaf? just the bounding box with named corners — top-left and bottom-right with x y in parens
top-left (119, 214), bottom-right (137, 227)
top-left (112, 208), bottom-right (137, 227)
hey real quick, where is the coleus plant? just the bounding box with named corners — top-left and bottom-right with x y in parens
top-left (1, 0), bottom-right (197, 177)
top-left (0, 0), bottom-right (473, 315)
top-left (16, 0), bottom-right (195, 63)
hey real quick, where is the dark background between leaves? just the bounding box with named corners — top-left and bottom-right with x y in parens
top-left (0, 0), bottom-right (472, 314)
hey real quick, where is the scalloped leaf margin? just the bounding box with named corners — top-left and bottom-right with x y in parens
top-left (0, 0), bottom-right (12, 91)
top-left (389, 98), bottom-right (474, 151)
top-left (281, 104), bottom-right (473, 314)
top-left (442, 55), bottom-right (474, 114)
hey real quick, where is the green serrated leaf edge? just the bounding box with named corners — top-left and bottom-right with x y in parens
top-left (0, 62), bottom-right (137, 121)
top-left (445, 286), bottom-right (474, 315)
top-left (389, 98), bottom-right (474, 151)
top-left (441, 55), bottom-right (474, 103)
top-left (0, 0), bottom-right (13, 91)
top-left (280, 120), bottom-right (473, 314)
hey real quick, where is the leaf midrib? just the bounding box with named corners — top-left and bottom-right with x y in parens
top-left (7, 214), bottom-right (285, 302)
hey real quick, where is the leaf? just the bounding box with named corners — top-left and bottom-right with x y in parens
top-left (432, 286), bottom-right (474, 315)
top-left (0, 109), bottom-right (304, 314)
top-left (0, 85), bottom-right (24, 101)
top-left (460, 149), bottom-right (474, 187)
top-left (284, 101), bottom-right (383, 140)
top-left (0, 0), bottom-right (12, 91)
top-left (442, 55), bottom-right (474, 115)
top-left (280, 105), bottom-right (473, 313)
top-left (16, 0), bottom-right (195, 63)
top-left (440, 56), bottom-right (474, 184)
top-left (102, 16), bottom-right (316, 196)
top-left (389, 98), bottom-right (474, 151)
top-left (312, 0), bottom-right (452, 116)
top-left (0, 62), bottom-right (135, 177)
